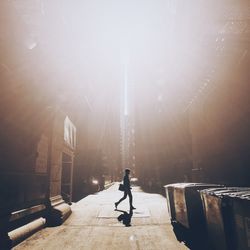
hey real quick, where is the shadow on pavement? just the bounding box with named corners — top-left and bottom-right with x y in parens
top-left (115, 208), bottom-right (134, 227)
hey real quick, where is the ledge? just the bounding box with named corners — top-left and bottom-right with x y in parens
top-left (10, 204), bottom-right (46, 222)
top-left (47, 196), bottom-right (72, 226)
top-left (9, 218), bottom-right (46, 247)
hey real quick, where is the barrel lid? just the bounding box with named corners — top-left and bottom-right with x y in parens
top-left (164, 183), bottom-right (221, 188)
top-left (200, 187), bottom-right (250, 198)
top-left (223, 189), bottom-right (250, 200)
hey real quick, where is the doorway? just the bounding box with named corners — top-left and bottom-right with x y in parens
top-left (61, 152), bottom-right (73, 203)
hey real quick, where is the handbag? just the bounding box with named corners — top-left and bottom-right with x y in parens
top-left (119, 183), bottom-right (125, 191)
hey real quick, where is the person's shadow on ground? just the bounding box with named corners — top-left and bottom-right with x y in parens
top-left (115, 208), bottom-right (133, 227)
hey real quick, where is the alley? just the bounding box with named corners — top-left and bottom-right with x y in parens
top-left (14, 184), bottom-right (187, 250)
top-left (0, 1), bottom-right (250, 249)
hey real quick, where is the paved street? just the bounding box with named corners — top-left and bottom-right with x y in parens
top-left (14, 184), bottom-right (188, 250)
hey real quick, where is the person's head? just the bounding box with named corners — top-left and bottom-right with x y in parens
top-left (125, 168), bottom-right (131, 175)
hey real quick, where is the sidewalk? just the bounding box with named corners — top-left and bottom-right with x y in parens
top-left (14, 183), bottom-right (188, 250)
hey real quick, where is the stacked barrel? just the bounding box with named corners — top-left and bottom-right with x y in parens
top-left (165, 184), bottom-right (250, 250)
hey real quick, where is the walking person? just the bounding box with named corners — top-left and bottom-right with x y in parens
top-left (115, 168), bottom-right (136, 210)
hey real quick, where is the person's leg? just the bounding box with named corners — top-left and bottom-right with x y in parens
top-left (128, 190), bottom-right (135, 209)
top-left (115, 191), bottom-right (127, 208)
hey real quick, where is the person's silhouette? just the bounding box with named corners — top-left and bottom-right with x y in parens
top-left (115, 168), bottom-right (136, 210)
top-left (116, 208), bottom-right (133, 227)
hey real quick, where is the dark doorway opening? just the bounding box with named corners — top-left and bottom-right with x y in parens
top-left (61, 153), bottom-right (73, 203)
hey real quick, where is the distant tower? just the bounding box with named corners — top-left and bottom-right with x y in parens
top-left (120, 59), bottom-right (136, 174)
